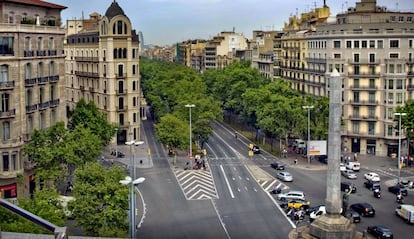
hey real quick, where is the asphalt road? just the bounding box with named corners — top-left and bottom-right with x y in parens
top-left (133, 117), bottom-right (414, 238)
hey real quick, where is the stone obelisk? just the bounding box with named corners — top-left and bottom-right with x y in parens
top-left (309, 69), bottom-right (354, 238)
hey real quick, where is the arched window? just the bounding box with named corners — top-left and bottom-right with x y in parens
top-left (114, 49), bottom-right (117, 59)
top-left (0, 65), bottom-right (8, 82)
top-left (118, 97), bottom-right (124, 109)
top-left (25, 63), bottom-right (31, 79)
top-left (49, 61), bottom-right (55, 76)
top-left (124, 23), bottom-right (127, 34)
top-left (1, 93), bottom-right (10, 112)
top-left (37, 62), bottom-right (43, 77)
top-left (118, 48), bottom-right (122, 59)
top-left (113, 23), bottom-right (116, 34)
top-left (117, 21), bottom-right (123, 34)
top-left (24, 37), bottom-right (31, 51)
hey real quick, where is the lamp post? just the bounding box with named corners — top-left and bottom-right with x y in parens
top-left (115, 128), bottom-right (118, 157)
top-left (185, 104), bottom-right (195, 167)
top-left (394, 112), bottom-right (406, 184)
top-left (125, 140), bottom-right (144, 239)
top-left (303, 105), bottom-right (314, 168)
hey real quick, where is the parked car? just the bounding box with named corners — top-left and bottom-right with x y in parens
top-left (287, 199), bottom-right (311, 210)
top-left (345, 210), bottom-right (361, 223)
top-left (364, 180), bottom-right (381, 191)
top-left (364, 172), bottom-right (381, 182)
top-left (270, 162), bottom-right (285, 170)
top-left (277, 171), bottom-right (293, 182)
top-left (367, 225), bottom-right (393, 239)
top-left (309, 206), bottom-right (343, 222)
top-left (306, 204), bottom-right (324, 215)
top-left (350, 203), bottom-right (376, 217)
top-left (277, 190), bottom-right (305, 201)
top-left (339, 163), bottom-right (346, 172)
top-left (341, 182), bottom-right (357, 193)
top-left (345, 161), bottom-right (361, 171)
top-left (388, 184), bottom-right (408, 196)
top-left (342, 170), bottom-right (357, 179)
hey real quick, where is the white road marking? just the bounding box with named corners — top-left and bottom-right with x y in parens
top-left (220, 164), bottom-right (235, 198)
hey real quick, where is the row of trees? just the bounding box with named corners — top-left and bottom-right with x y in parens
top-left (141, 59), bottom-right (330, 151)
top-left (0, 100), bottom-right (129, 237)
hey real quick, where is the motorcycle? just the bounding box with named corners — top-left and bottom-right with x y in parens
top-left (373, 190), bottom-right (381, 198)
top-left (396, 194), bottom-right (404, 204)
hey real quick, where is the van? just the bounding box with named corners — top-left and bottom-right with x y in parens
top-left (345, 161), bottom-right (360, 171)
top-left (395, 204), bottom-right (414, 223)
top-left (293, 139), bottom-right (306, 149)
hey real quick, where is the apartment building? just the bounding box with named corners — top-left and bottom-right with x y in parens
top-left (303, 0), bottom-right (414, 156)
top-left (65, 1), bottom-right (144, 145)
top-left (205, 31), bottom-right (248, 70)
top-left (251, 30), bottom-right (281, 79)
top-left (0, 0), bottom-right (67, 199)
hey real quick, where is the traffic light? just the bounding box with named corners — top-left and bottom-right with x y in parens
top-left (203, 149), bottom-right (207, 155)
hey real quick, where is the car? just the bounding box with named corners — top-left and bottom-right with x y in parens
top-left (364, 172), bottom-right (381, 182)
top-left (345, 210), bottom-right (361, 223)
top-left (364, 180), bottom-right (381, 191)
top-left (252, 145), bottom-right (260, 154)
top-left (341, 170), bottom-right (357, 179)
top-left (270, 162), bottom-right (285, 170)
top-left (345, 161), bottom-right (361, 171)
top-left (341, 182), bottom-right (357, 193)
top-left (306, 204), bottom-right (324, 215)
top-left (339, 163), bottom-right (346, 172)
top-left (277, 190), bottom-right (305, 201)
top-left (367, 225), bottom-right (393, 239)
top-left (287, 199), bottom-right (311, 210)
top-left (309, 206), bottom-right (343, 222)
top-left (388, 184), bottom-right (408, 196)
top-left (350, 203), bottom-right (375, 217)
top-left (277, 171), bottom-right (293, 182)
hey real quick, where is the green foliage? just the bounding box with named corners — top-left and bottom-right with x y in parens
top-left (69, 162), bottom-right (128, 237)
top-left (0, 189), bottom-right (65, 234)
top-left (155, 114), bottom-right (189, 149)
top-left (396, 101), bottom-right (414, 139)
top-left (68, 99), bottom-right (115, 146)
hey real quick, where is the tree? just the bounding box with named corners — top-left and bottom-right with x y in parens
top-left (155, 114), bottom-right (189, 150)
top-left (69, 162), bottom-right (128, 237)
top-left (0, 189), bottom-right (65, 234)
top-left (68, 99), bottom-right (115, 146)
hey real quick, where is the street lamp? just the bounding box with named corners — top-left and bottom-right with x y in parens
top-left (185, 104), bottom-right (195, 167)
top-left (303, 105), bottom-right (314, 168)
top-left (115, 128), bottom-right (118, 157)
top-left (124, 140), bottom-right (144, 239)
top-left (394, 112), bottom-right (406, 184)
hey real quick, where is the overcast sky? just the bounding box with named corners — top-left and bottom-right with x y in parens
top-left (52, 0), bottom-right (413, 46)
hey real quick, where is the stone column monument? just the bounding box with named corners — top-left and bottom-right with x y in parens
top-left (309, 69), bottom-right (354, 238)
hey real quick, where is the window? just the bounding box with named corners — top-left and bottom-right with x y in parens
top-left (48, 37), bottom-right (54, 49)
top-left (49, 61), bottom-right (55, 76)
top-left (368, 122), bottom-right (375, 135)
top-left (25, 63), bottom-right (31, 79)
top-left (369, 106), bottom-right (376, 118)
top-left (11, 154), bottom-right (17, 171)
top-left (362, 40), bottom-right (367, 48)
top-left (0, 65), bottom-right (8, 82)
top-left (388, 108), bottom-right (394, 119)
top-left (334, 53), bottom-right (341, 59)
top-left (390, 53), bottom-right (399, 58)
top-left (369, 92), bottom-right (376, 103)
top-left (37, 37), bottom-right (42, 50)
top-left (354, 53), bottom-right (360, 63)
top-left (2, 153), bottom-right (9, 171)
top-left (369, 40), bottom-right (375, 48)
top-left (352, 122), bottom-right (360, 134)
top-left (346, 41), bottom-right (352, 48)
top-left (133, 97), bottom-right (136, 107)
top-left (1, 93), bottom-right (9, 112)
top-left (369, 53), bottom-right (375, 63)
top-left (388, 92), bottom-right (394, 103)
top-left (119, 113), bottom-right (124, 125)
top-left (333, 40), bottom-right (341, 48)
top-left (390, 40), bottom-right (399, 48)
top-left (354, 40), bottom-right (359, 48)
top-left (388, 64), bottom-right (395, 74)
top-left (24, 37), bottom-right (30, 51)
top-left (37, 62), bottom-right (43, 77)
top-left (397, 79), bottom-right (403, 89)
top-left (388, 79), bottom-right (394, 89)
top-left (117, 20), bottom-right (123, 34)
top-left (399, 16), bottom-right (404, 22)
top-left (133, 113), bottom-right (137, 123)
top-left (3, 121), bottom-right (10, 141)
top-left (390, 16), bottom-right (396, 22)
top-left (396, 64), bottom-right (402, 73)
top-left (354, 66), bottom-right (360, 75)
top-left (369, 79), bottom-right (376, 88)
top-left (397, 92), bottom-right (403, 104)
top-left (410, 40), bottom-right (413, 48)
top-left (353, 92), bottom-right (360, 103)
top-left (377, 40), bottom-right (383, 48)
top-left (118, 64), bottom-right (123, 77)
top-left (408, 17), bottom-right (413, 22)
top-left (133, 81), bottom-right (136, 91)
top-left (354, 78), bottom-right (360, 88)
top-left (132, 65), bottom-right (136, 75)
top-left (388, 125), bottom-right (393, 136)
top-left (0, 37), bottom-right (14, 55)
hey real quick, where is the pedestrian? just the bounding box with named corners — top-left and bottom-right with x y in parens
top-left (354, 153), bottom-right (357, 161)
top-left (66, 181), bottom-right (73, 194)
top-left (234, 131), bottom-right (238, 139)
top-left (294, 158), bottom-right (297, 165)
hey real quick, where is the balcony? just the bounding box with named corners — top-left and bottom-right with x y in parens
top-left (49, 99), bottom-right (60, 107)
top-left (0, 81), bottom-right (15, 90)
top-left (38, 101), bottom-right (49, 110)
top-left (26, 104), bottom-right (37, 113)
top-left (48, 50), bottom-right (57, 56)
top-left (115, 74), bottom-right (127, 79)
top-left (348, 59), bottom-right (381, 64)
top-left (306, 58), bottom-right (327, 63)
top-left (49, 75), bottom-right (59, 82)
top-left (37, 77), bottom-right (49, 84)
top-left (348, 72), bottom-right (380, 78)
top-left (74, 57), bottom-right (99, 62)
top-left (75, 71), bottom-right (99, 78)
top-left (25, 78), bottom-right (37, 86)
top-left (408, 71), bottom-right (414, 76)
top-left (348, 114), bottom-right (378, 121)
top-left (24, 50), bottom-right (34, 57)
top-left (116, 106), bottom-right (128, 111)
top-left (0, 109), bottom-right (16, 119)
top-left (407, 85), bottom-right (414, 90)
top-left (36, 50), bottom-right (46, 57)
top-left (351, 85), bottom-right (377, 90)
top-left (348, 100), bottom-right (378, 105)
top-left (89, 87), bottom-right (96, 93)
top-left (116, 89), bottom-right (128, 95)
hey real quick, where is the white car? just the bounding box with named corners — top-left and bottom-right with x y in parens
top-left (310, 206), bottom-right (342, 222)
top-left (277, 190), bottom-right (305, 201)
top-left (342, 170), bottom-right (357, 179)
top-left (339, 163), bottom-right (346, 172)
top-left (277, 171), bottom-right (293, 182)
top-left (364, 172), bottom-right (380, 182)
